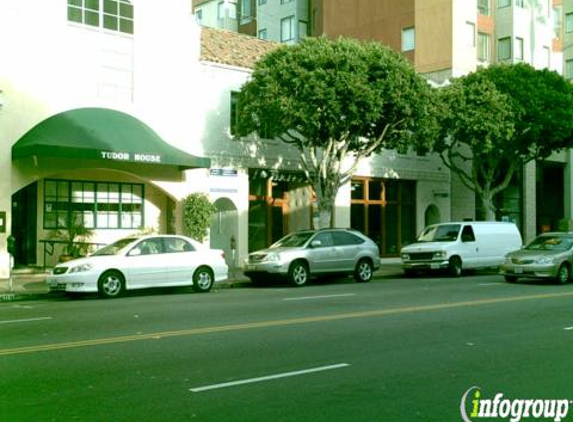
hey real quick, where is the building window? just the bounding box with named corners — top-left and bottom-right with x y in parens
top-left (350, 178), bottom-right (416, 256)
top-left (230, 91), bottom-right (240, 136)
top-left (515, 37), bottom-right (524, 60)
top-left (566, 59), bottom-right (573, 79)
top-left (466, 22), bottom-right (476, 47)
top-left (281, 15), bottom-right (295, 42)
top-left (67, 0), bottom-right (134, 35)
top-left (566, 13), bottom-right (573, 33)
top-left (240, 0), bottom-right (251, 24)
top-left (554, 5), bottom-right (563, 39)
top-left (498, 0), bottom-right (511, 7)
top-left (195, 9), bottom-right (203, 23)
top-left (298, 20), bottom-right (308, 40)
top-left (258, 28), bottom-right (268, 39)
top-left (515, 0), bottom-right (525, 7)
top-left (281, 0), bottom-right (294, 3)
top-left (478, 0), bottom-right (490, 15)
top-left (498, 37), bottom-right (512, 61)
top-left (401, 27), bottom-right (415, 52)
top-left (44, 179), bottom-right (144, 230)
top-left (259, 0), bottom-right (266, 4)
top-left (478, 32), bottom-right (490, 62)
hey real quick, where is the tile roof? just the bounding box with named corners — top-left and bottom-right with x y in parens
top-left (200, 27), bottom-right (279, 69)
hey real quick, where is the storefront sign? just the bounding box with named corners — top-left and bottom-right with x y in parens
top-left (210, 168), bottom-right (238, 177)
top-left (100, 151), bottom-right (162, 164)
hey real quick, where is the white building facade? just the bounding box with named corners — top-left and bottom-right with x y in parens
top-left (0, 0), bottom-right (456, 280)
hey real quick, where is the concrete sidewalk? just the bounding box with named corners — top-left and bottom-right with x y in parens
top-left (0, 258), bottom-right (404, 302)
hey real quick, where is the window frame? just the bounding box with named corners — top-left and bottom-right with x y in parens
top-left (515, 37), bottom-right (524, 61)
top-left (566, 13), bottom-right (573, 34)
top-left (498, 0), bottom-right (511, 8)
top-left (401, 27), bottom-right (415, 52)
top-left (477, 32), bottom-right (490, 62)
top-left (280, 15), bottom-right (295, 42)
top-left (44, 179), bottom-right (144, 230)
top-left (67, 0), bottom-right (134, 35)
top-left (478, 0), bottom-right (490, 15)
top-left (497, 37), bottom-right (512, 61)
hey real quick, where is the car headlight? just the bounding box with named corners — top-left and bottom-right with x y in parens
top-left (69, 263), bottom-right (94, 273)
top-left (401, 253), bottom-right (410, 260)
top-left (265, 253), bottom-right (280, 262)
top-left (433, 251), bottom-right (447, 259)
top-left (535, 257), bottom-right (555, 265)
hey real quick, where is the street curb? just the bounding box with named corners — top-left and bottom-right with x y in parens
top-left (0, 267), bottom-right (404, 302)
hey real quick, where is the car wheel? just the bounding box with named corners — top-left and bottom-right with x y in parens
top-left (192, 266), bottom-right (214, 292)
top-left (448, 257), bottom-right (462, 277)
top-left (556, 264), bottom-right (570, 285)
top-left (288, 261), bottom-right (309, 287)
top-left (97, 270), bottom-right (125, 298)
top-left (504, 275), bottom-right (518, 283)
top-left (354, 259), bottom-right (373, 283)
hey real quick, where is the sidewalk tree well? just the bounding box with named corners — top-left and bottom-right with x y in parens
top-left (434, 63), bottom-right (573, 221)
top-left (235, 36), bottom-right (437, 228)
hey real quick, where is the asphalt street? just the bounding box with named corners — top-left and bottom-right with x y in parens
top-left (1, 273), bottom-right (573, 422)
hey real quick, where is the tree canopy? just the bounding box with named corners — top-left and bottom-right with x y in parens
top-left (435, 63), bottom-right (573, 220)
top-left (236, 36), bottom-right (436, 227)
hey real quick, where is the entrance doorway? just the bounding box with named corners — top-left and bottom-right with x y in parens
top-left (350, 178), bottom-right (416, 256)
top-left (11, 183), bottom-right (38, 266)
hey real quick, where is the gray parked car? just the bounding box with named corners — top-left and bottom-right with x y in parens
top-left (244, 229), bottom-right (381, 286)
top-left (500, 232), bottom-right (573, 284)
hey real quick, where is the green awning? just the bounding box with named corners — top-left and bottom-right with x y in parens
top-left (12, 107), bottom-right (211, 170)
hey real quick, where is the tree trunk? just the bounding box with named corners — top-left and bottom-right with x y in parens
top-left (313, 180), bottom-right (337, 229)
top-left (481, 192), bottom-right (497, 221)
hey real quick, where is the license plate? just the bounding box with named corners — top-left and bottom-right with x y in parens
top-left (430, 263), bottom-right (440, 269)
top-left (514, 267), bottom-right (523, 274)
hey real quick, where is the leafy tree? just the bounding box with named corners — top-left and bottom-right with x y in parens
top-left (236, 36), bottom-right (437, 228)
top-left (182, 193), bottom-right (216, 242)
top-left (435, 63), bottom-right (573, 220)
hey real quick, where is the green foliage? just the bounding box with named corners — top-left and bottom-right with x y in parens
top-left (435, 63), bottom-right (573, 220)
top-left (236, 36), bottom-right (437, 227)
top-left (237, 36), bottom-right (436, 153)
top-left (182, 193), bottom-right (217, 242)
top-left (49, 216), bottom-right (94, 258)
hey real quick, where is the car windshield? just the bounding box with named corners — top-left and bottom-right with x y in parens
top-left (91, 237), bottom-right (138, 256)
top-left (271, 232), bottom-right (314, 248)
top-left (525, 235), bottom-right (573, 252)
top-left (417, 224), bottom-right (461, 242)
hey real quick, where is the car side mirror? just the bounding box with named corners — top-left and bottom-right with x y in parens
top-left (310, 240), bottom-right (322, 248)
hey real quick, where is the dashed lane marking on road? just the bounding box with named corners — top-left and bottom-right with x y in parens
top-left (477, 283), bottom-right (503, 286)
top-left (0, 317), bottom-right (52, 324)
top-left (564, 326), bottom-right (573, 331)
top-left (189, 363), bottom-right (351, 392)
top-left (283, 293), bottom-right (356, 301)
top-left (3, 290), bottom-right (573, 356)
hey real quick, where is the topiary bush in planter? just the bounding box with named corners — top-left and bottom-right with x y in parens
top-left (182, 193), bottom-right (217, 242)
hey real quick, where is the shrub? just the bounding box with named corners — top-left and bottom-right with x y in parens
top-left (182, 193), bottom-right (216, 242)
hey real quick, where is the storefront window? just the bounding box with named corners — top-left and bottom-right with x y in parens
top-left (350, 178), bottom-right (416, 256)
top-left (44, 179), bottom-right (144, 229)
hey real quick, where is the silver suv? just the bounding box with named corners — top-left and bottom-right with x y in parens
top-left (244, 229), bottom-right (381, 286)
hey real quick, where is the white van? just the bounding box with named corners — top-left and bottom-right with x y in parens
top-left (400, 222), bottom-right (522, 277)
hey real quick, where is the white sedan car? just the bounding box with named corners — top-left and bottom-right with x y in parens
top-left (47, 235), bottom-right (228, 298)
